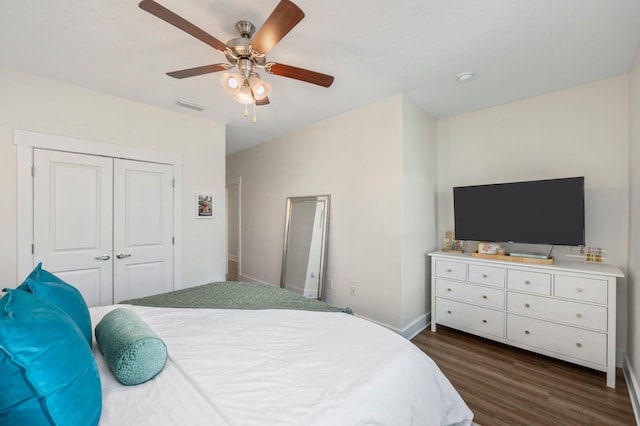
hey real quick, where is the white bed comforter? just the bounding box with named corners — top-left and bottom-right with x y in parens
top-left (90, 305), bottom-right (473, 426)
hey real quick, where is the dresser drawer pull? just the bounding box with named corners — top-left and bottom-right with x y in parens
top-left (576, 313), bottom-right (583, 318)
top-left (524, 330), bottom-right (530, 335)
top-left (482, 274), bottom-right (488, 278)
top-left (525, 303), bottom-right (530, 308)
top-left (482, 295), bottom-right (488, 299)
top-left (524, 280), bottom-right (531, 285)
top-left (447, 269), bottom-right (452, 273)
top-left (577, 287), bottom-right (584, 293)
top-left (447, 310), bottom-right (452, 314)
top-left (576, 342), bottom-right (583, 348)
top-left (482, 319), bottom-right (487, 323)
top-left (447, 288), bottom-right (452, 292)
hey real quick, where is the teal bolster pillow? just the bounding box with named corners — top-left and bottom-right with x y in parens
top-left (18, 263), bottom-right (92, 346)
top-left (95, 308), bottom-right (168, 386)
top-left (0, 289), bottom-right (102, 426)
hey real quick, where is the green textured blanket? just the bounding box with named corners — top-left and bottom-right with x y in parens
top-left (121, 281), bottom-right (353, 314)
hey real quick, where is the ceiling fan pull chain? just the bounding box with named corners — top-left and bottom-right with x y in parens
top-left (244, 103), bottom-right (249, 117)
top-left (253, 101), bottom-right (257, 124)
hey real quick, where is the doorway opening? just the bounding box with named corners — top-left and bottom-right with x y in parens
top-left (226, 177), bottom-right (241, 281)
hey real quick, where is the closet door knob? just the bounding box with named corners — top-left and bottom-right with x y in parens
top-left (94, 255), bottom-right (110, 261)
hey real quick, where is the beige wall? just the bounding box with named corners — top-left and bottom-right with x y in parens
top-left (437, 75), bottom-right (630, 354)
top-left (227, 95), bottom-right (404, 328)
top-left (0, 67), bottom-right (227, 288)
top-left (228, 94), bottom-right (439, 332)
top-left (401, 97), bottom-right (438, 331)
top-left (627, 43), bottom-right (640, 394)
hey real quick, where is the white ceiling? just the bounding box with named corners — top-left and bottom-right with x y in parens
top-left (1, 0), bottom-right (639, 154)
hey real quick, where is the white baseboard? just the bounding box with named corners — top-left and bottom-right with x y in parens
top-left (237, 274), bottom-right (275, 286)
top-left (402, 313), bottom-right (429, 340)
top-left (234, 276), bottom-right (429, 341)
top-left (354, 313), bottom-right (402, 334)
top-left (353, 312), bottom-right (430, 340)
top-left (623, 354), bottom-right (640, 425)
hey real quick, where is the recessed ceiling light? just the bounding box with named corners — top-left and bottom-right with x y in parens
top-left (457, 72), bottom-right (474, 83)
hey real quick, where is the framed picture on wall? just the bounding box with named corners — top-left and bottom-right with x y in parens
top-left (196, 193), bottom-right (214, 218)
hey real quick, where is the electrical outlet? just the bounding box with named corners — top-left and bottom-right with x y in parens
top-left (350, 285), bottom-right (357, 296)
top-left (327, 279), bottom-right (334, 289)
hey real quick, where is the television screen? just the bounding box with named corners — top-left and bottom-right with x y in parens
top-left (453, 177), bottom-right (585, 246)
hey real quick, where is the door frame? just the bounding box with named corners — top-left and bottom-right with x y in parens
top-left (225, 176), bottom-right (241, 280)
top-left (15, 129), bottom-right (183, 289)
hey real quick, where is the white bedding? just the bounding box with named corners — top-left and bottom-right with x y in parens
top-left (90, 305), bottom-right (473, 425)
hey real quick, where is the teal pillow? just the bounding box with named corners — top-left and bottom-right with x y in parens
top-left (0, 289), bottom-right (102, 426)
top-left (95, 308), bottom-right (168, 386)
top-left (18, 263), bottom-right (92, 346)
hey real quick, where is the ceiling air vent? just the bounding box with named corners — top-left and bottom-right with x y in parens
top-left (176, 98), bottom-right (207, 111)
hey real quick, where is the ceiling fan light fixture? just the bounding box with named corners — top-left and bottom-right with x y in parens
top-left (221, 72), bottom-right (244, 95)
top-left (228, 77), bottom-right (240, 89)
top-left (235, 81), bottom-right (254, 105)
top-left (249, 74), bottom-right (271, 100)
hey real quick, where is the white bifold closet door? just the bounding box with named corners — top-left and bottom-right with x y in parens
top-left (33, 149), bottom-right (174, 307)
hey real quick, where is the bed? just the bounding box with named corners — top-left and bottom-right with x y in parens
top-left (97, 282), bottom-right (473, 425)
top-left (1, 272), bottom-right (473, 426)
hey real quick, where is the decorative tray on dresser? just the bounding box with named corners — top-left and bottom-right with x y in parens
top-left (428, 251), bottom-right (624, 388)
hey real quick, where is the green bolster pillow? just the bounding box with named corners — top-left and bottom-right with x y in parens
top-left (95, 308), bottom-right (168, 386)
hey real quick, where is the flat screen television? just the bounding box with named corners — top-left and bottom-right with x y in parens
top-left (453, 177), bottom-right (585, 246)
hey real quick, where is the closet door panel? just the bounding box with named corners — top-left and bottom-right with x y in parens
top-left (113, 159), bottom-right (174, 302)
top-left (33, 149), bottom-right (114, 307)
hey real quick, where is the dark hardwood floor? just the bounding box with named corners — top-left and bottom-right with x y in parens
top-left (411, 326), bottom-right (636, 426)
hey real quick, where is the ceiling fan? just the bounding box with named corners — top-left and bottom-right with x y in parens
top-left (138, 0), bottom-right (334, 115)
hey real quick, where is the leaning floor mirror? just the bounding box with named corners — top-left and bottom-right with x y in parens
top-left (280, 195), bottom-right (330, 300)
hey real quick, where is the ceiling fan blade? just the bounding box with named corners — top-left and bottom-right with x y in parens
top-left (267, 63), bottom-right (334, 87)
top-left (166, 64), bottom-right (231, 79)
top-left (139, 0), bottom-right (229, 53)
top-left (256, 97), bottom-right (270, 106)
top-left (251, 0), bottom-right (305, 54)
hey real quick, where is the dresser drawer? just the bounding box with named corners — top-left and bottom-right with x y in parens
top-left (436, 298), bottom-right (505, 338)
top-left (507, 269), bottom-right (551, 295)
top-left (436, 279), bottom-right (505, 310)
top-left (554, 275), bottom-right (608, 304)
top-left (508, 292), bottom-right (607, 331)
top-left (435, 260), bottom-right (467, 281)
top-left (468, 264), bottom-right (505, 288)
top-left (507, 314), bottom-right (606, 366)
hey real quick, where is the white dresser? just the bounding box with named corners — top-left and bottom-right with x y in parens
top-left (429, 251), bottom-right (623, 388)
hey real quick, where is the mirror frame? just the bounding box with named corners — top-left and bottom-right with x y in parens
top-left (280, 195), bottom-right (330, 300)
